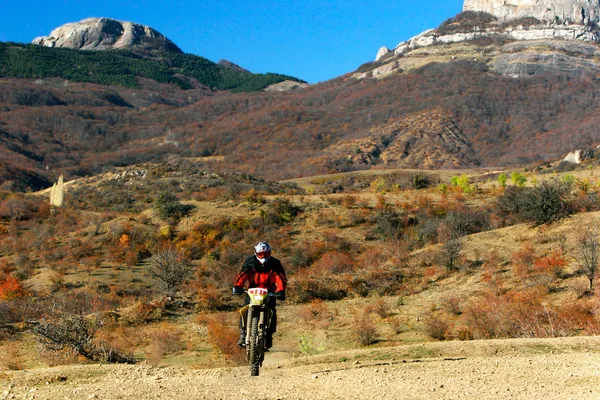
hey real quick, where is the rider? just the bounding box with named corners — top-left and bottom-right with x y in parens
top-left (232, 242), bottom-right (287, 349)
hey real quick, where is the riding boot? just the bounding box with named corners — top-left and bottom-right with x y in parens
top-left (265, 331), bottom-right (273, 350)
top-left (237, 329), bottom-right (246, 348)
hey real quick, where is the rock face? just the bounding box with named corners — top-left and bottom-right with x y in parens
top-left (32, 18), bottom-right (182, 54)
top-left (367, 0), bottom-right (600, 80)
top-left (564, 148), bottom-right (596, 163)
top-left (463, 0), bottom-right (600, 24)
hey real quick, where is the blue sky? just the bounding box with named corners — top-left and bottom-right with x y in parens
top-left (1, 0), bottom-right (464, 83)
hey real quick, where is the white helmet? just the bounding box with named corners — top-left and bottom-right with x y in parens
top-left (254, 242), bottom-right (271, 263)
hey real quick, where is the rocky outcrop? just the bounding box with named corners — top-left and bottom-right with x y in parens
top-left (375, 23), bottom-right (597, 61)
top-left (463, 0), bottom-right (600, 24)
top-left (564, 148), bottom-right (596, 163)
top-left (371, 0), bottom-right (600, 81)
top-left (32, 18), bottom-right (182, 54)
top-left (263, 80), bottom-right (310, 92)
top-left (495, 40), bottom-right (600, 76)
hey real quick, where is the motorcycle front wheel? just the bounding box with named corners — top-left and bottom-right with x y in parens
top-left (248, 314), bottom-right (262, 376)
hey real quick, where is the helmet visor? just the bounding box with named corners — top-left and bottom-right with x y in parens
top-left (256, 251), bottom-right (270, 259)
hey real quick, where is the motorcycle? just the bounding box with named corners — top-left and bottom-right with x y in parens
top-left (239, 287), bottom-right (274, 376)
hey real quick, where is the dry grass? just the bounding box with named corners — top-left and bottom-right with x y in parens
top-left (7, 166), bottom-right (600, 369)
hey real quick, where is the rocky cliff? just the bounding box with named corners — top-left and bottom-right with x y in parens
top-left (367, 0), bottom-right (600, 79)
top-left (32, 18), bottom-right (182, 54)
top-left (463, 0), bottom-right (600, 24)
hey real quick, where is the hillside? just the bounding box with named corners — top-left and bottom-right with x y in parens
top-left (0, 42), bottom-right (304, 92)
top-left (3, 54), bottom-right (600, 191)
top-left (1, 161), bottom-right (600, 397)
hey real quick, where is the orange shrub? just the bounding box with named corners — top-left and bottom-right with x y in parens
top-left (0, 276), bottom-right (24, 300)
top-left (296, 299), bottom-right (335, 327)
top-left (311, 251), bottom-right (355, 275)
top-left (533, 250), bottom-right (567, 278)
top-left (512, 243), bottom-right (537, 277)
top-left (463, 288), bottom-right (598, 339)
top-left (145, 322), bottom-right (186, 365)
top-left (425, 313), bottom-right (453, 340)
top-left (365, 297), bottom-right (391, 318)
top-left (205, 315), bottom-right (245, 365)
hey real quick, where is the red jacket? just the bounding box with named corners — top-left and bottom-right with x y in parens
top-left (234, 256), bottom-right (287, 293)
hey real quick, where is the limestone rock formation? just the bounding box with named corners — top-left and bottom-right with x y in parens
top-left (463, 0), bottom-right (600, 24)
top-left (32, 18), bottom-right (182, 54)
top-left (564, 148), bottom-right (596, 163)
top-left (367, 0), bottom-right (600, 80)
top-left (263, 80), bottom-right (310, 92)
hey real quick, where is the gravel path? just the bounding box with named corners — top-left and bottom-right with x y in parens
top-left (3, 337), bottom-right (600, 400)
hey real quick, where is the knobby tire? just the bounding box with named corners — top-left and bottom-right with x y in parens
top-left (249, 314), bottom-right (261, 376)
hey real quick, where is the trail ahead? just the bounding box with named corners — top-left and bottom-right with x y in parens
top-left (3, 337), bottom-right (600, 400)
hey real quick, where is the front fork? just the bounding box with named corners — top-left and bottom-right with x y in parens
top-left (240, 305), bottom-right (273, 349)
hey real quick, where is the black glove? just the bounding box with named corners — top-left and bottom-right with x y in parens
top-left (232, 286), bottom-right (244, 295)
top-left (273, 291), bottom-right (286, 301)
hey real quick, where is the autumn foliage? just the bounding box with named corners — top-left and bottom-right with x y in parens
top-left (0, 275), bottom-right (24, 300)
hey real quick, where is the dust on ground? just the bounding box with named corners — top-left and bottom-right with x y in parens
top-left (3, 336), bottom-right (600, 400)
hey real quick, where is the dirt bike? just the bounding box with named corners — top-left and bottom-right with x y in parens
top-left (239, 288), bottom-right (274, 376)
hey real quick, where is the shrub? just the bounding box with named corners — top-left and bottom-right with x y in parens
top-left (498, 178), bottom-right (573, 225)
top-left (119, 301), bottom-right (163, 325)
top-left (441, 294), bottom-right (463, 316)
top-left (366, 297), bottom-right (391, 318)
top-left (437, 238), bottom-right (462, 271)
top-left (147, 248), bottom-right (193, 297)
top-left (450, 174), bottom-right (475, 194)
top-left (0, 342), bottom-right (23, 370)
top-left (297, 299), bottom-right (335, 327)
top-left (311, 251), bottom-right (355, 275)
top-left (260, 198), bottom-right (301, 225)
top-left (154, 191), bottom-right (193, 221)
top-left (388, 315), bottom-right (408, 334)
top-left (33, 314), bottom-right (134, 363)
top-left (205, 315), bottom-right (245, 365)
top-left (510, 172), bottom-right (527, 187)
top-left (575, 224), bottom-right (600, 290)
top-left (298, 334), bottom-right (325, 356)
top-left (372, 208), bottom-right (406, 240)
top-left (498, 173), bottom-right (508, 188)
top-left (352, 312), bottom-right (378, 346)
top-left (145, 322), bottom-right (186, 364)
top-left (412, 173), bottom-right (430, 190)
top-left (437, 11), bottom-right (497, 35)
top-left (463, 289), bottom-right (596, 339)
top-left (425, 314), bottom-right (452, 340)
top-left (0, 275), bottom-right (24, 300)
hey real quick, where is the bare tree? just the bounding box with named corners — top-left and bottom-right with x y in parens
top-left (437, 238), bottom-right (463, 271)
top-left (147, 248), bottom-right (192, 297)
top-left (575, 224), bottom-right (600, 291)
top-left (33, 313), bottom-right (134, 363)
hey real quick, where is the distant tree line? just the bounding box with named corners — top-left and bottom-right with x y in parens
top-left (0, 43), bottom-right (305, 92)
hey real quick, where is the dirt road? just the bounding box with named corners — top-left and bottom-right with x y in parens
top-left (3, 337), bottom-right (600, 400)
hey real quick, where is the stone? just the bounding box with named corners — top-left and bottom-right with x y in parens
top-left (32, 18), bottom-right (182, 54)
top-left (375, 46), bottom-right (391, 61)
top-left (372, 0), bottom-right (600, 62)
top-left (463, 0), bottom-right (600, 24)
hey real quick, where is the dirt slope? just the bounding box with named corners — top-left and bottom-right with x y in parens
top-left (3, 336), bottom-right (600, 400)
